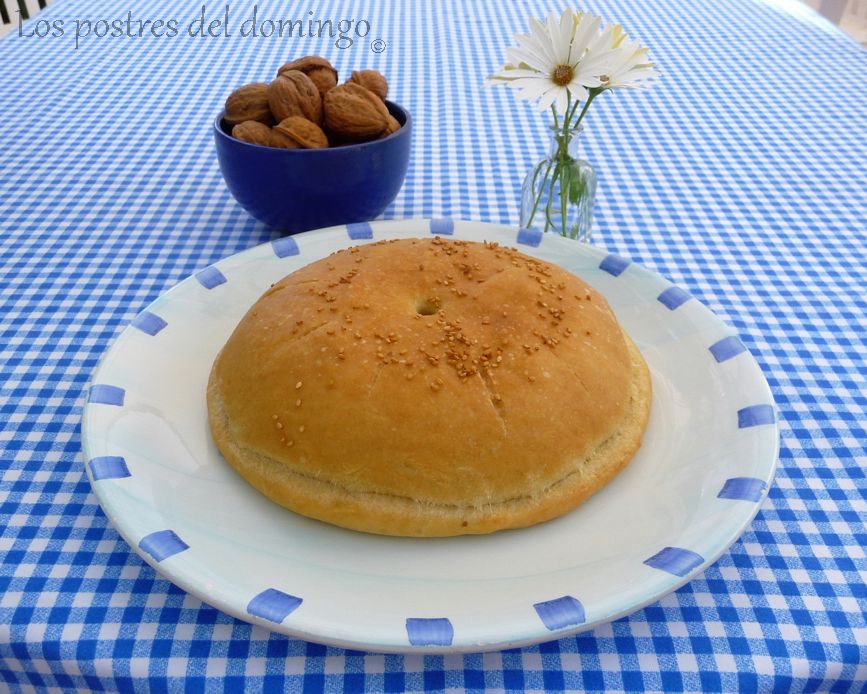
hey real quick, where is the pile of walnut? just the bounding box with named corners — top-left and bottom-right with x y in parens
top-left (224, 56), bottom-right (399, 149)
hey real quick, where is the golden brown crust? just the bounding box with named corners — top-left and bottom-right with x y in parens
top-left (207, 237), bottom-right (652, 536)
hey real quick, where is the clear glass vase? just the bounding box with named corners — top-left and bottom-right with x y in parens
top-left (520, 125), bottom-right (597, 241)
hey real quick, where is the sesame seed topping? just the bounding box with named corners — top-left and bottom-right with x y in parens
top-left (295, 381), bottom-right (303, 389)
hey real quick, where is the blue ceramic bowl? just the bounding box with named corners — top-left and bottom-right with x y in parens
top-left (214, 101), bottom-right (411, 232)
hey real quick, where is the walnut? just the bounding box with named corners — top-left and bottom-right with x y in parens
top-left (348, 70), bottom-right (388, 100)
top-left (273, 117), bottom-right (329, 149)
top-left (225, 83), bottom-right (273, 126)
top-left (323, 83), bottom-right (389, 141)
top-left (381, 114), bottom-right (401, 138)
top-left (232, 120), bottom-right (275, 146)
top-left (278, 56), bottom-right (338, 97)
top-left (269, 128), bottom-right (300, 149)
top-left (268, 71), bottom-right (322, 124)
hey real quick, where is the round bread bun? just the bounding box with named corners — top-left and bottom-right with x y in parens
top-left (207, 237), bottom-right (651, 536)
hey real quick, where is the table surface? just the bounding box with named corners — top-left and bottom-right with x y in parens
top-left (2, 0), bottom-right (865, 690)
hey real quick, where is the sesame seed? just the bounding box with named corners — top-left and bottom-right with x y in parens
top-left (295, 381), bottom-right (303, 389)
top-left (296, 399), bottom-right (302, 407)
top-left (299, 425), bottom-right (305, 433)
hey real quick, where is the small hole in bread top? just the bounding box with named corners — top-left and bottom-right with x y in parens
top-left (415, 298), bottom-right (439, 316)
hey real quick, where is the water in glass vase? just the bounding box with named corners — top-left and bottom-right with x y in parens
top-left (520, 126), bottom-right (597, 242)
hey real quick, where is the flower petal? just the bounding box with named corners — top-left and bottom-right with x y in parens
top-left (508, 43), bottom-right (549, 74)
top-left (506, 76), bottom-right (552, 102)
top-left (559, 8), bottom-right (575, 63)
top-left (536, 86), bottom-right (559, 112)
top-left (555, 88), bottom-right (569, 114)
top-left (491, 67), bottom-right (550, 81)
top-left (545, 10), bottom-right (568, 64)
top-left (571, 12), bottom-right (602, 61)
top-left (565, 82), bottom-right (590, 102)
top-left (528, 17), bottom-right (559, 66)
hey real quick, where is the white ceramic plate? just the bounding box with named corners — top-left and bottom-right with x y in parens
top-left (82, 219), bottom-right (778, 653)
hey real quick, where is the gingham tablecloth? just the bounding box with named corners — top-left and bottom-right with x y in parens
top-left (1, 0), bottom-right (865, 690)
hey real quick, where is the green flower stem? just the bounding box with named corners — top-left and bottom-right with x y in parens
top-left (544, 177), bottom-right (556, 233)
top-left (551, 94), bottom-right (571, 235)
top-left (524, 89), bottom-right (602, 236)
top-left (553, 89), bottom-right (599, 237)
top-left (545, 163), bottom-right (562, 233)
top-left (571, 88), bottom-right (599, 131)
top-left (526, 159), bottom-right (554, 229)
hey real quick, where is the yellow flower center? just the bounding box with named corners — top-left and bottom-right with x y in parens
top-left (551, 65), bottom-right (573, 87)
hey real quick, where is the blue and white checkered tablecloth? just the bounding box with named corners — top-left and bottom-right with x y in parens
top-left (1, 0), bottom-right (865, 689)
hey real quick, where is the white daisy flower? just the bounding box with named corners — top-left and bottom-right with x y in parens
top-left (591, 24), bottom-right (659, 90)
top-left (487, 10), bottom-right (606, 113)
top-left (488, 10), bottom-right (658, 110)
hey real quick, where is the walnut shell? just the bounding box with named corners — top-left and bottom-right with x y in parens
top-left (348, 70), bottom-right (388, 100)
top-left (274, 116), bottom-right (329, 149)
top-left (381, 114), bottom-right (401, 138)
top-left (323, 83), bottom-right (389, 141)
top-left (268, 71), bottom-right (322, 124)
top-left (269, 128), bottom-right (300, 149)
top-left (278, 56), bottom-right (338, 97)
top-left (232, 120), bottom-right (275, 146)
top-left (225, 83), bottom-right (273, 126)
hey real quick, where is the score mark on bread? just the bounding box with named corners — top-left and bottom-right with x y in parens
top-left (207, 237), bottom-right (651, 536)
